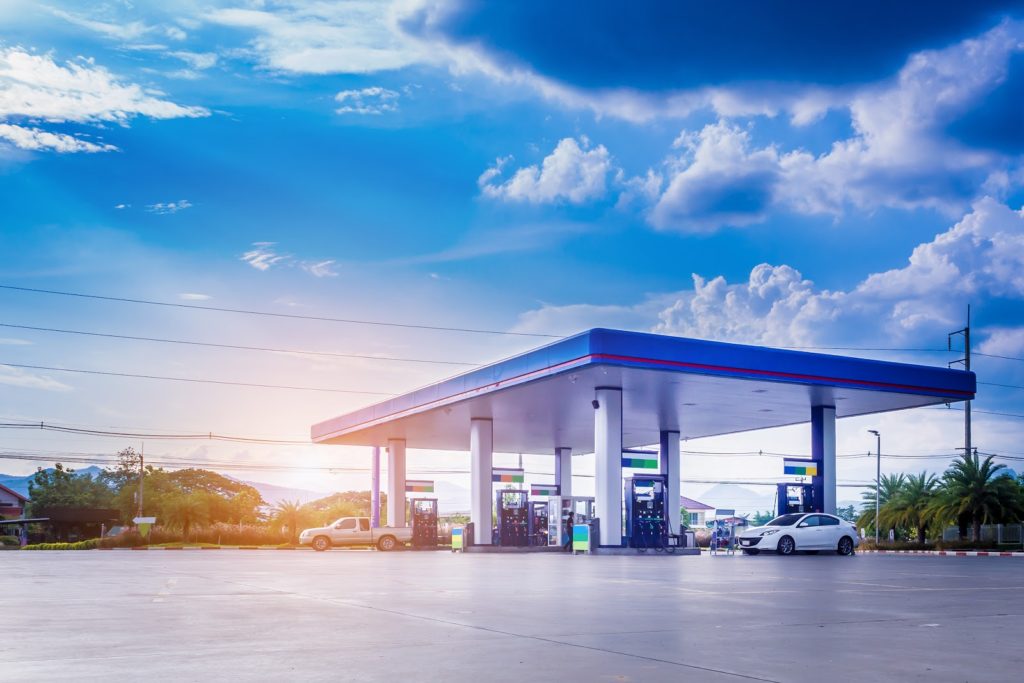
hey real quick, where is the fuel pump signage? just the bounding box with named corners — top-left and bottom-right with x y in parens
top-left (492, 468), bottom-right (525, 483)
top-left (405, 480), bottom-right (434, 493)
top-left (621, 456), bottom-right (658, 468)
top-left (783, 459), bottom-right (818, 476)
top-left (530, 484), bottom-right (560, 497)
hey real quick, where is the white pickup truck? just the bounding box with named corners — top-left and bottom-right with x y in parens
top-left (299, 517), bottom-right (412, 551)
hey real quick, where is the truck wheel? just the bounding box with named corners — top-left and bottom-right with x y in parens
top-left (377, 535), bottom-right (397, 551)
top-left (312, 536), bottom-right (331, 552)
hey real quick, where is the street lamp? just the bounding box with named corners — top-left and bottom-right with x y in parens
top-left (868, 430), bottom-right (881, 544)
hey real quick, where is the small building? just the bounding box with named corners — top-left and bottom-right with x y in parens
top-left (0, 483), bottom-right (28, 519)
top-left (681, 496), bottom-right (713, 528)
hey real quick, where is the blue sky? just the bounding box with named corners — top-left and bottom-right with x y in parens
top-left (1, 1), bottom-right (1023, 508)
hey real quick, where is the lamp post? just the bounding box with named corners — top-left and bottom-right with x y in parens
top-left (868, 430), bottom-right (880, 544)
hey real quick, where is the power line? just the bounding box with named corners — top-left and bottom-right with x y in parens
top-left (0, 363), bottom-right (394, 396)
top-left (0, 284), bottom-right (560, 338)
top-left (934, 406), bottom-right (1024, 420)
top-left (0, 323), bottom-right (478, 367)
top-left (977, 381), bottom-right (1024, 391)
top-left (0, 421), bottom-right (311, 445)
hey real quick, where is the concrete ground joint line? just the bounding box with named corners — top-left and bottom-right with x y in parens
top-left (166, 570), bottom-right (782, 682)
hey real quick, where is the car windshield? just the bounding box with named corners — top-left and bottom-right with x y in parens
top-left (766, 513), bottom-right (805, 527)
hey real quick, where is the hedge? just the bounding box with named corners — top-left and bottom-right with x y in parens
top-left (22, 539), bottom-right (99, 550)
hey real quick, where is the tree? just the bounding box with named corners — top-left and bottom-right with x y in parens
top-left (27, 464), bottom-right (114, 516)
top-left (161, 493), bottom-right (210, 540)
top-left (834, 505), bottom-right (858, 523)
top-left (879, 472), bottom-right (938, 543)
top-left (857, 473), bottom-right (907, 533)
top-left (751, 510), bottom-right (775, 526)
top-left (102, 448), bottom-right (143, 490)
top-left (930, 453), bottom-right (1024, 541)
top-left (272, 500), bottom-right (310, 545)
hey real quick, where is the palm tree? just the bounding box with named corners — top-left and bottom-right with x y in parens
top-left (273, 500), bottom-right (307, 545)
top-left (163, 493), bottom-right (209, 541)
top-left (930, 453), bottom-right (1024, 541)
top-left (857, 473), bottom-right (907, 533)
top-left (880, 472), bottom-right (938, 543)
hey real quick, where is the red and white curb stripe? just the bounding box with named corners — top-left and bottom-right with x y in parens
top-left (860, 549), bottom-right (1024, 557)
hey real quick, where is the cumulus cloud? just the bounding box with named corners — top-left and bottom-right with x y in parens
top-left (650, 122), bottom-right (781, 232)
top-left (480, 137), bottom-right (612, 204)
top-left (146, 200), bottom-right (192, 214)
top-left (205, 1), bottom-right (426, 74)
top-left (335, 86), bottom-right (399, 114)
top-left (979, 328), bottom-right (1024, 357)
top-left (0, 123), bottom-right (116, 153)
top-left (655, 197), bottom-right (1024, 346)
top-left (0, 364), bottom-right (72, 392)
top-left (0, 46), bottom-right (208, 154)
top-left (778, 20), bottom-right (1024, 216)
top-left (515, 198), bottom-right (1024, 350)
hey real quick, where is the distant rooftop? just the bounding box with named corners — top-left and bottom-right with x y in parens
top-left (680, 496), bottom-right (713, 511)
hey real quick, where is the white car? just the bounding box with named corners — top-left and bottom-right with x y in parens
top-left (737, 513), bottom-right (859, 556)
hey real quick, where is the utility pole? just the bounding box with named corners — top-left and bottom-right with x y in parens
top-left (137, 443), bottom-right (144, 520)
top-left (868, 430), bottom-right (880, 545)
top-left (948, 304), bottom-right (972, 461)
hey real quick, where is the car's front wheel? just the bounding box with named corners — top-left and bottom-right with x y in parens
top-left (837, 536), bottom-right (855, 556)
top-left (312, 536), bottom-right (331, 552)
top-left (742, 548), bottom-right (760, 556)
top-left (777, 535), bottom-right (796, 555)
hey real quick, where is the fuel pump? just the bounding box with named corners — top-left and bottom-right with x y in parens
top-left (496, 489), bottom-right (529, 546)
top-left (528, 501), bottom-right (549, 546)
top-left (409, 498), bottom-right (439, 547)
top-left (625, 475), bottom-right (668, 550)
top-left (776, 483), bottom-right (818, 515)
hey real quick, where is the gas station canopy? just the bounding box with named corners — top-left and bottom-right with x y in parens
top-left (312, 328), bottom-right (975, 453)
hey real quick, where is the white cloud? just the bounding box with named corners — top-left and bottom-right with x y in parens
top-left (241, 242), bottom-right (291, 271)
top-left (164, 50), bottom-right (219, 79)
top-left (516, 198), bottom-right (1024, 350)
top-left (146, 199), bottom-right (192, 214)
top-left (178, 292), bottom-right (211, 301)
top-left (480, 137), bottom-right (612, 204)
top-left (45, 6), bottom-right (154, 42)
top-left (979, 328), bottom-right (1024, 357)
top-left (655, 197), bottom-right (1024, 346)
top-left (0, 338), bottom-right (31, 346)
top-left (205, 2), bottom-right (427, 74)
top-left (301, 260), bottom-right (339, 277)
top-left (0, 123), bottom-right (116, 153)
top-left (335, 86), bottom-right (399, 114)
top-left (649, 122), bottom-right (781, 232)
top-left (779, 20), bottom-right (1024, 217)
top-left (114, 203), bottom-right (129, 209)
top-left (0, 46), bottom-right (208, 154)
top-left (0, 364), bottom-right (72, 392)
top-left (0, 47), bottom-right (208, 123)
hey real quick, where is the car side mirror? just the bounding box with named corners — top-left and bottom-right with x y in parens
top-left (334, 524), bottom-right (343, 529)
top-left (797, 522), bottom-right (808, 528)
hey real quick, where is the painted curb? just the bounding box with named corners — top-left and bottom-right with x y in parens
top-left (860, 549), bottom-right (1024, 557)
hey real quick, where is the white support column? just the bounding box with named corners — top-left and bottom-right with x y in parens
top-left (660, 430), bottom-right (681, 534)
top-left (470, 418), bottom-right (493, 545)
top-left (386, 438), bottom-right (406, 527)
top-left (556, 447), bottom-right (572, 498)
top-left (594, 387), bottom-right (623, 547)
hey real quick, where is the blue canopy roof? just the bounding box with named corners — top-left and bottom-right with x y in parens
top-left (312, 329), bottom-right (975, 453)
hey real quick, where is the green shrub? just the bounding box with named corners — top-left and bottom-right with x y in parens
top-left (100, 523), bottom-right (289, 547)
top-left (22, 539), bottom-right (99, 550)
top-left (0, 535), bottom-right (21, 547)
